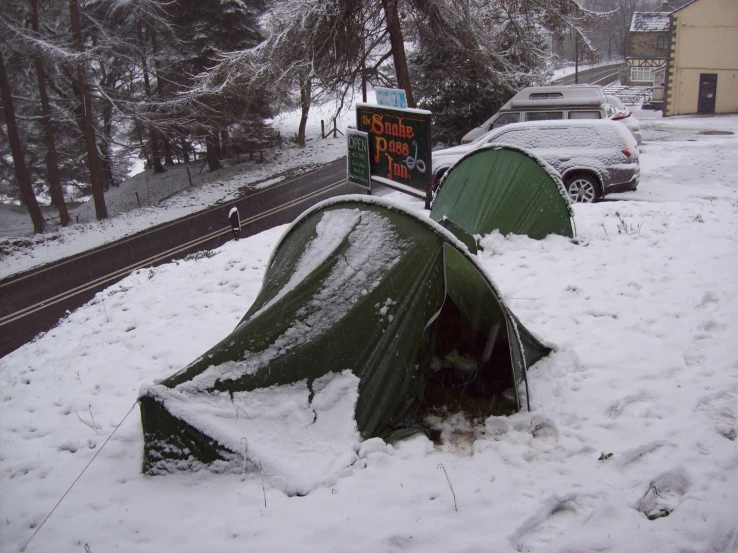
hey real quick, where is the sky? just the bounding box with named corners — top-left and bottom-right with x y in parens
top-left (1, 101), bottom-right (738, 553)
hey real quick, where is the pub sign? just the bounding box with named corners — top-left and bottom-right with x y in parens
top-left (356, 104), bottom-right (432, 208)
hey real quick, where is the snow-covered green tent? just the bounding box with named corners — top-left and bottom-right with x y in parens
top-left (431, 145), bottom-right (575, 250)
top-left (139, 197), bottom-right (551, 475)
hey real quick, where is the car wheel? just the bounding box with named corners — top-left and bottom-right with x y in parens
top-left (565, 173), bottom-right (601, 203)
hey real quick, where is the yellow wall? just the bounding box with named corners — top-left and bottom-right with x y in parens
top-left (667, 0), bottom-right (738, 115)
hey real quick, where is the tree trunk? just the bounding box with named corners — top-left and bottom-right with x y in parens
top-left (140, 27), bottom-right (164, 174)
top-left (297, 77), bottom-right (311, 147)
top-left (31, 0), bottom-right (69, 226)
top-left (220, 129), bottom-right (229, 159)
top-left (206, 131), bottom-right (222, 171)
top-left (100, 100), bottom-right (116, 187)
top-left (69, 0), bottom-right (107, 220)
top-left (152, 29), bottom-right (174, 167)
top-left (0, 51), bottom-right (45, 233)
top-left (215, 130), bottom-right (222, 160)
top-left (381, 0), bottom-right (415, 108)
top-left (163, 136), bottom-right (175, 166)
top-left (181, 136), bottom-right (190, 163)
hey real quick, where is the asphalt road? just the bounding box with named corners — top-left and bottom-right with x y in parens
top-left (0, 158), bottom-right (359, 358)
top-left (552, 62), bottom-right (623, 85)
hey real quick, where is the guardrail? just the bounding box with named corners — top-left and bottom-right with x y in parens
top-left (591, 72), bottom-right (621, 87)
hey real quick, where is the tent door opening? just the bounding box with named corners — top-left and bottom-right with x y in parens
top-left (420, 298), bottom-right (516, 434)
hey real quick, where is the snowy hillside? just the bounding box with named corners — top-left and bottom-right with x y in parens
top-left (0, 99), bottom-right (357, 280)
top-left (1, 111), bottom-right (737, 553)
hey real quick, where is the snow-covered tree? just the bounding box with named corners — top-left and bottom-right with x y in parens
top-left (407, 0), bottom-right (610, 143)
top-left (195, 0), bottom-right (609, 146)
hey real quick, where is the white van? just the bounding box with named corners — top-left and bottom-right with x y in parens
top-left (460, 85), bottom-right (611, 144)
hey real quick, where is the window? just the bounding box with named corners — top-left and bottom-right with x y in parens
top-left (490, 112), bottom-right (521, 129)
top-left (490, 129), bottom-right (537, 147)
top-left (568, 111), bottom-right (602, 120)
top-left (528, 92), bottom-right (564, 100)
top-left (657, 34), bottom-right (668, 49)
top-left (630, 66), bottom-right (652, 82)
top-left (525, 111), bottom-right (564, 122)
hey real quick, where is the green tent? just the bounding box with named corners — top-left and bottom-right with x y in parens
top-left (430, 145), bottom-right (575, 249)
top-left (139, 197), bottom-right (551, 475)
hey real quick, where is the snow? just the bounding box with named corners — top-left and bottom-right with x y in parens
top-left (247, 208), bottom-right (401, 323)
top-left (630, 12), bottom-right (670, 33)
top-left (145, 371), bottom-right (362, 496)
top-left (2, 110), bottom-right (738, 552)
top-left (171, 208), bottom-right (407, 392)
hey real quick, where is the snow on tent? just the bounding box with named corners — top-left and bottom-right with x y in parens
top-left (430, 145), bottom-right (575, 250)
top-left (139, 197), bottom-right (551, 493)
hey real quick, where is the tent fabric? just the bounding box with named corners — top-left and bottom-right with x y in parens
top-left (431, 145), bottom-right (575, 240)
top-left (139, 197), bottom-right (552, 475)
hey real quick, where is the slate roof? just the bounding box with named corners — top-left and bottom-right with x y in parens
top-left (630, 12), bottom-right (671, 32)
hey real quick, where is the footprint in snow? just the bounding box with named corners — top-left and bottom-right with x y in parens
top-left (698, 290), bottom-right (720, 309)
top-left (511, 414), bottom-right (559, 445)
top-left (618, 440), bottom-right (676, 470)
top-left (636, 467), bottom-right (690, 520)
top-left (605, 390), bottom-right (655, 419)
top-left (509, 493), bottom-right (600, 552)
top-left (695, 387), bottom-right (737, 442)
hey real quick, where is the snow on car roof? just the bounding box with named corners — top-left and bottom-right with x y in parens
top-left (479, 119), bottom-right (628, 139)
top-left (508, 85), bottom-right (606, 108)
top-left (481, 120), bottom-right (634, 150)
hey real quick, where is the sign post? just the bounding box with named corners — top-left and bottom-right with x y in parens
top-left (356, 104), bottom-right (432, 209)
top-left (347, 129), bottom-right (371, 191)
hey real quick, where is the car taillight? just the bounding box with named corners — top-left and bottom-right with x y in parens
top-left (612, 112), bottom-right (628, 121)
top-left (621, 138), bottom-right (632, 158)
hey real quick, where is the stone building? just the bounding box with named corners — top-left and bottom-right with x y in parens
top-left (625, 2), bottom-right (675, 86)
top-left (664, 0), bottom-right (738, 116)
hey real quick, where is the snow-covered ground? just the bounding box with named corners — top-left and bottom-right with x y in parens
top-left (2, 109), bottom-right (738, 553)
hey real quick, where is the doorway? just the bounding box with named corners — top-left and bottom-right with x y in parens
top-left (698, 74), bottom-right (717, 114)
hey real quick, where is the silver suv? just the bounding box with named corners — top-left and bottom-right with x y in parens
top-left (434, 119), bottom-right (640, 202)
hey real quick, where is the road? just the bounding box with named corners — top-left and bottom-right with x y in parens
top-left (552, 62), bottom-right (623, 86)
top-left (0, 159), bottom-right (358, 358)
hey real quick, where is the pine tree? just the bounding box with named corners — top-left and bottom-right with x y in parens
top-left (0, 50), bottom-right (46, 233)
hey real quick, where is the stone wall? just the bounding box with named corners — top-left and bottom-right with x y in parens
top-left (628, 32), bottom-right (670, 58)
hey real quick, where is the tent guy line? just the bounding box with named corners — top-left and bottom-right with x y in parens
top-left (19, 401), bottom-right (139, 553)
top-left (0, 178), bottom-right (347, 329)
